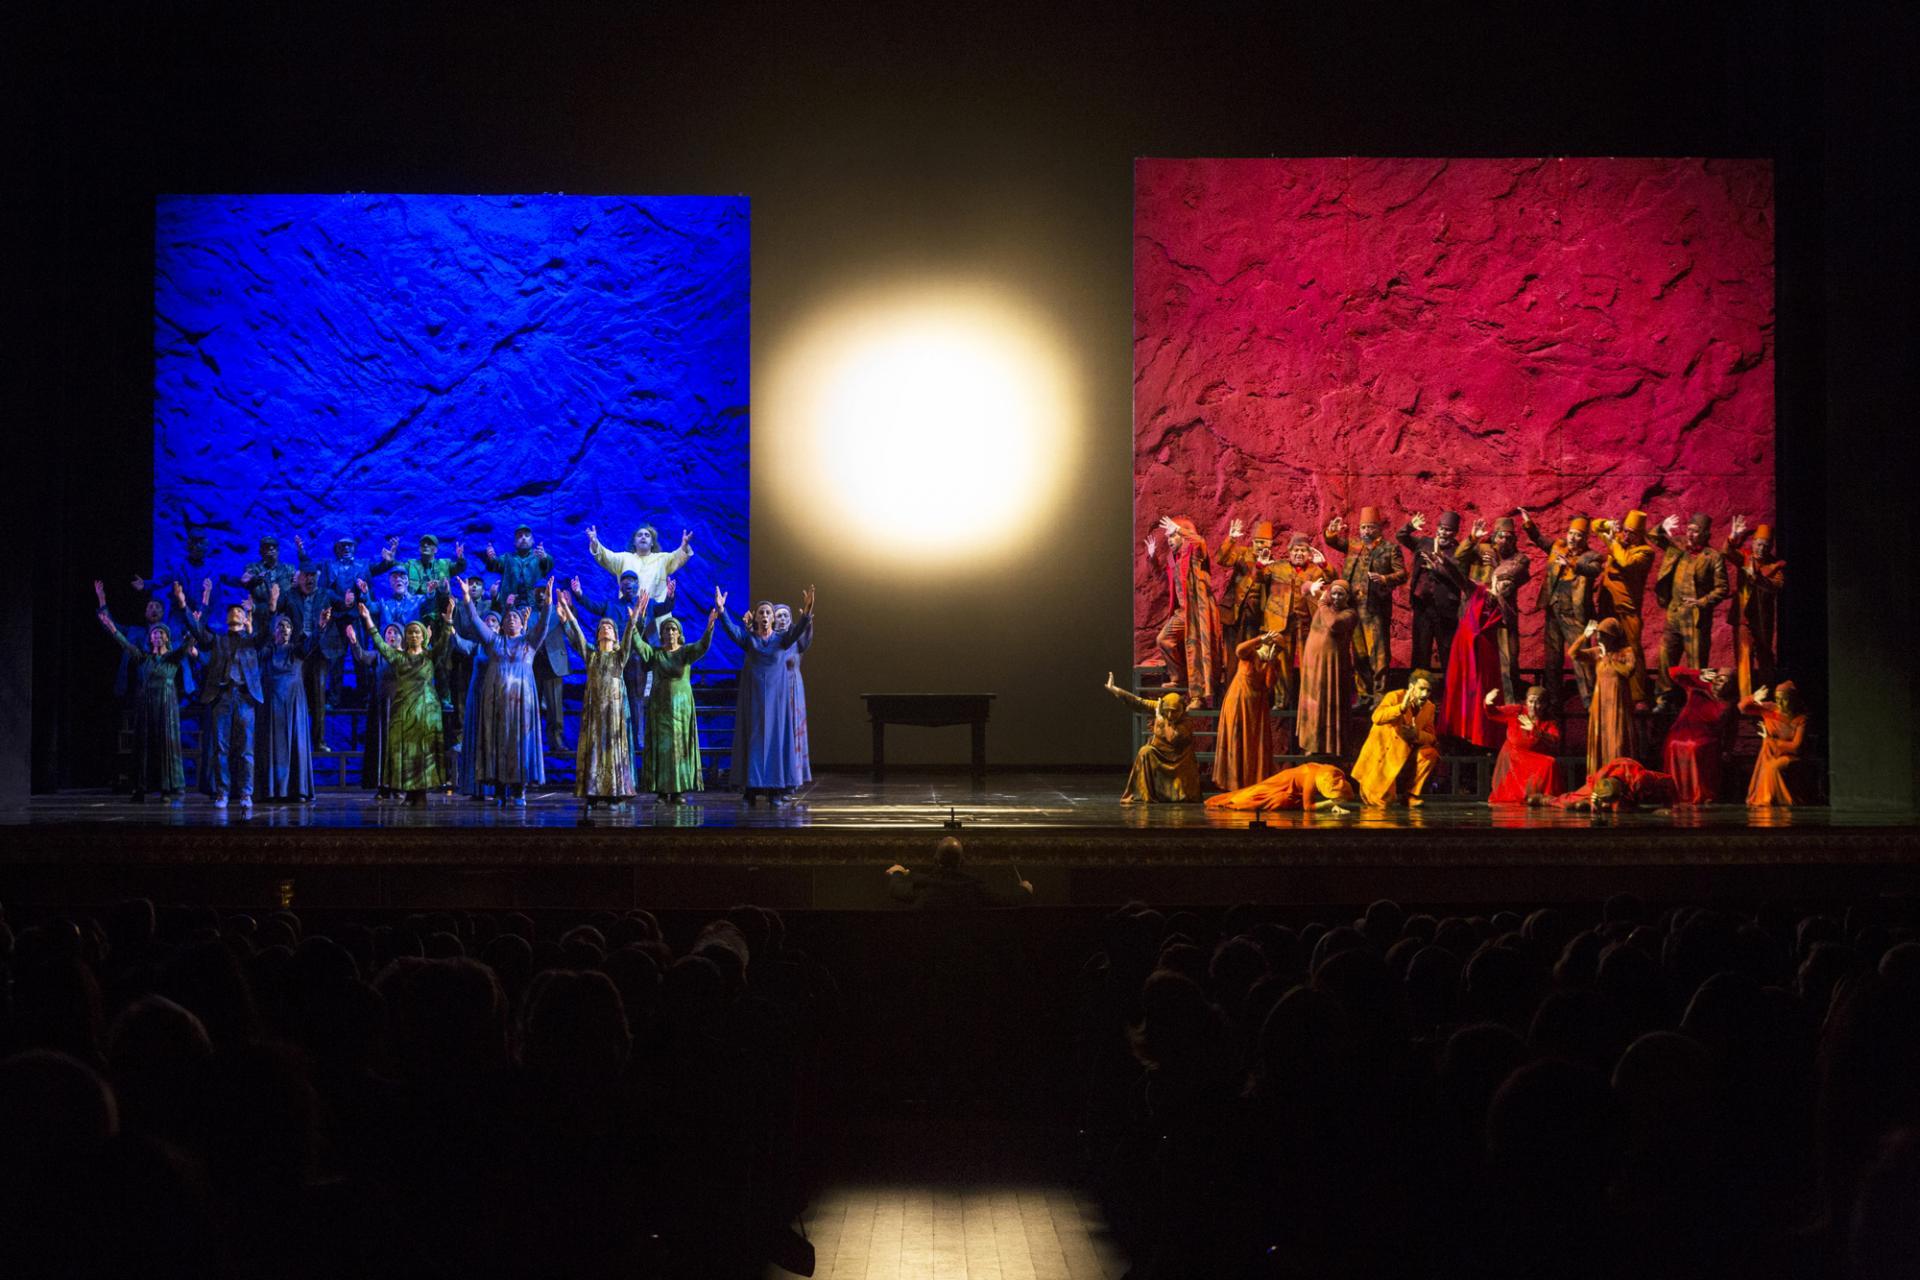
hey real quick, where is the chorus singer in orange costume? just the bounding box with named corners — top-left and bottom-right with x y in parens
top-left (1145, 515), bottom-right (1225, 709)
top-left (1206, 762), bottom-right (1356, 814)
top-left (1293, 577), bottom-right (1359, 757)
top-left (1104, 673), bottom-right (1202, 803)
top-left (1568, 618), bottom-right (1638, 777)
top-left (1351, 670), bottom-right (1440, 808)
top-left (1259, 534), bottom-right (1330, 709)
top-left (1725, 515), bottom-right (1785, 699)
top-left (1211, 632), bottom-right (1284, 792)
top-left (1215, 516), bottom-right (1276, 681)
top-left (1740, 682), bottom-right (1807, 807)
top-left (1587, 510), bottom-right (1656, 706)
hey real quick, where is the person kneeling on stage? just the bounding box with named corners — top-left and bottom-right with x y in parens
top-left (1552, 758), bottom-right (1677, 812)
top-left (885, 837), bottom-right (1034, 907)
top-left (1741, 681), bottom-right (1807, 806)
top-left (1206, 762), bottom-right (1355, 814)
top-left (1352, 670), bottom-right (1441, 808)
top-left (1104, 673), bottom-right (1201, 803)
top-left (1484, 685), bottom-right (1562, 804)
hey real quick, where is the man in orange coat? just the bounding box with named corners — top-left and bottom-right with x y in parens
top-left (1258, 534), bottom-right (1329, 709)
top-left (1351, 670), bottom-right (1440, 807)
top-left (1586, 509), bottom-right (1656, 706)
top-left (1215, 517), bottom-right (1277, 682)
top-left (1146, 515), bottom-right (1226, 708)
top-left (1725, 516), bottom-right (1785, 699)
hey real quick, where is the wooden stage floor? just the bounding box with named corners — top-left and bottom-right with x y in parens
top-left (4, 772), bottom-right (1917, 912)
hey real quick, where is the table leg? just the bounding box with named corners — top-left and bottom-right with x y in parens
top-left (971, 719), bottom-right (987, 790)
top-left (872, 719), bottom-right (886, 784)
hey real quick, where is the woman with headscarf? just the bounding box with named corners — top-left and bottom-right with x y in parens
top-left (555, 589), bottom-right (641, 809)
top-left (1103, 672), bottom-right (1201, 802)
top-left (95, 590), bottom-right (197, 803)
top-left (1293, 577), bottom-right (1359, 757)
top-left (255, 609), bottom-right (317, 802)
top-left (1569, 617), bottom-right (1638, 776)
top-left (352, 598), bottom-right (450, 805)
top-left (458, 576), bottom-right (552, 806)
top-left (719, 587), bottom-right (815, 803)
top-left (1211, 630), bottom-right (1285, 791)
top-left (633, 592), bottom-right (722, 804)
top-left (348, 620), bottom-right (403, 800)
top-left (1661, 666), bottom-right (1737, 805)
top-left (1740, 681), bottom-right (1806, 806)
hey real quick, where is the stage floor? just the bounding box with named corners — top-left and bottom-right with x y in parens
top-left (4, 773), bottom-right (1917, 911)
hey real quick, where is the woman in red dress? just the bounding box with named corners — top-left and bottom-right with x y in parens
top-left (1293, 579), bottom-right (1358, 758)
top-left (1662, 666), bottom-right (1736, 804)
top-left (1435, 562), bottom-right (1506, 748)
top-left (1484, 685), bottom-right (1562, 803)
top-left (1211, 632), bottom-right (1283, 791)
top-left (1741, 681), bottom-right (1807, 806)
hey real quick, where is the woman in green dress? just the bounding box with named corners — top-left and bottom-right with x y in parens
top-left (96, 600), bottom-right (196, 802)
top-left (634, 589), bottom-right (722, 804)
top-left (354, 598), bottom-right (451, 805)
top-left (554, 589), bottom-right (641, 809)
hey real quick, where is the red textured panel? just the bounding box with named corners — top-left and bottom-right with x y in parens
top-left (1133, 157), bottom-right (1775, 670)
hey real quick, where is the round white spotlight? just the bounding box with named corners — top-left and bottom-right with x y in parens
top-left (767, 283), bottom-right (1078, 563)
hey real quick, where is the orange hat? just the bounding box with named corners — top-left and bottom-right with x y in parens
top-left (1623, 509), bottom-right (1648, 534)
top-left (1567, 517), bottom-right (1590, 533)
top-left (1358, 506), bottom-right (1383, 526)
top-left (1252, 521), bottom-right (1275, 541)
top-left (1753, 523), bottom-right (1773, 541)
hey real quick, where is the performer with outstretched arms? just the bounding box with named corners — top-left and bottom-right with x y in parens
top-left (1724, 515), bottom-right (1784, 699)
top-left (1144, 514), bottom-right (1225, 708)
top-left (632, 591), bottom-right (721, 805)
top-left (529, 580), bottom-right (572, 753)
top-left (554, 589), bottom-right (641, 809)
top-left (134, 531), bottom-right (215, 617)
top-left (1569, 618), bottom-right (1637, 777)
top-left (353, 597), bottom-right (451, 805)
top-left (404, 534), bottom-right (466, 605)
top-left (1258, 534), bottom-right (1328, 709)
top-left (1293, 577), bottom-right (1358, 757)
top-left (347, 621), bottom-right (404, 799)
top-left (1431, 554), bottom-right (1507, 750)
top-left (479, 526), bottom-right (552, 612)
top-left (1398, 510), bottom-right (1467, 673)
top-left (1211, 631), bottom-right (1285, 791)
top-left (773, 601), bottom-right (812, 770)
top-left (1519, 509), bottom-right (1596, 713)
top-left (1740, 682), bottom-right (1807, 807)
top-left (573, 570), bottom-right (652, 766)
top-left (1103, 671), bottom-right (1200, 803)
top-left (1351, 669), bottom-right (1440, 808)
top-left (95, 587), bottom-right (197, 803)
top-left (1215, 516), bottom-right (1276, 682)
top-left (720, 589), bottom-right (815, 803)
top-left (1650, 513), bottom-right (1731, 711)
top-left (1586, 510), bottom-right (1655, 706)
top-left (1483, 686), bottom-right (1562, 804)
top-left (1323, 506), bottom-right (1405, 708)
top-left (587, 521), bottom-right (692, 606)
top-left (1458, 516), bottom-right (1531, 700)
top-left (458, 577), bottom-right (552, 806)
top-left (177, 582), bottom-right (264, 810)
top-left (446, 602), bottom-right (502, 802)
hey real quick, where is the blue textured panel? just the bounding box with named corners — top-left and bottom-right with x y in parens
top-left (152, 194), bottom-right (749, 610)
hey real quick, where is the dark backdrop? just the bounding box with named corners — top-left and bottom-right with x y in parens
top-left (13, 0), bottom-right (1916, 802)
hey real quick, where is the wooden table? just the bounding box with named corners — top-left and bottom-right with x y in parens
top-left (861, 693), bottom-right (996, 787)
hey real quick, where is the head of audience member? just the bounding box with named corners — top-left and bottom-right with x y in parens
top-left (630, 525), bottom-right (658, 555)
top-left (522, 970), bottom-right (631, 1083)
top-left (377, 957), bottom-right (508, 1083)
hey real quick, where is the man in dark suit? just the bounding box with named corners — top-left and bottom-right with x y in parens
top-left (886, 837), bottom-right (1033, 908)
top-left (1398, 510), bottom-right (1467, 673)
top-left (178, 585), bottom-right (265, 809)
top-left (529, 581), bottom-right (572, 751)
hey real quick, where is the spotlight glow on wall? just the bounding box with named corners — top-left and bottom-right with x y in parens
top-left (767, 282), bottom-right (1079, 563)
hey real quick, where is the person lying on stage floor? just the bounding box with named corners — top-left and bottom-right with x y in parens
top-left (1483, 685), bottom-right (1563, 805)
top-left (554, 589), bottom-right (640, 810)
top-left (95, 587), bottom-right (197, 803)
top-left (178, 582), bottom-right (265, 810)
top-left (773, 601), bottom-right (812, 772)
top-left (1519, 508), bottom-right (1598, 715)
top-left (586, 521), bottom-right (692, 610)
top-left (1550, 758), bottom-right (1678, 813)
top-left (1215, 516), bottom-right (1277, 683)
top-left (1569, 617), bottom-right (1638, 777)
top-left (1258, 534), bottom-right (1328, 711)
top-left (1431, 553), bottom-right (1507, 751)
top-left (254, 598), bottom-right (317, 804)
top-left (1210, 630), bottom-right (1285, 792)
top-left (1651, 513), bottom-right (1732, 714)
top-left (353, 599), bottom-right (450, 806)
top-left (1725, 515), bottom-right (1785, 699)
top-left (721, 589), bottom-right (816, 804)
top-left (1104, 672), bottom-right (1201, 803)
top-left (886, 837), bottom-right (1034, 907)
top-left (1351, 669), bottom-right (1441, 808)
top-left (446, 604), bottom-right (502, 802)
top-left (457, 577), bottom-right (552, 807)
top-left (1741, 682), bottom-right (1807, 807)
top-left (1586, 510), bottom-right (1656, 707)
top-left (1144, 514), bottom-right (1225, 709)
top-left (1293, 577), bottom-right (1359, 758)
top-left (1399, 510), bottom-right (1468, 674)
top-left (1662, 666), bottom-right (1737, 805)
top-left (347, 621), bottom-right (403, 800)
top-left (479, 525), bottom-right (553, 613)
top-left (1322, 506), bottom-right (1405, 708)
top-left (1204, 761), bottom-right (1356, 814)
top-left (631, 591), bottom-right (722, 806)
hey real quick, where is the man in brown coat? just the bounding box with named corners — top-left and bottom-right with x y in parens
top-left (1324, 506), bottom-right (1407, 708)
top-left (1519, 509), bottom-right (1600, 713)
top-left (1259, 534), bottom-right (1329, 709)
top-left (1651, 512), bottom-right (1732, 710)
top-left (1215, 517), bottom-right (1276, 681)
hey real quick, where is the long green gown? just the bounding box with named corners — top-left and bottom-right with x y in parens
top-left (563, 615), bottom-right (639, 800)
top-left (368, 627), bottom-right (449, 792)
top-left (109, 630), bottom-right (193, 795)
top-left (635, 616), bottom-right (712, 796)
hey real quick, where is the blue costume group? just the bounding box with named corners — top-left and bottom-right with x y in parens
top-left (100, 523), bottom-right (816, 808)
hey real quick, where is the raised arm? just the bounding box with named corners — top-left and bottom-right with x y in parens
top-left (1518, 510), bottom-right (1554, 554)
top-left (522, 578), bottom-right (554, 650)
top-left (1104, 671), bottom-right (1155, 714)
top-left (663, 529), bottom-right (694, 576)
top-left (586, 525), bottom-right (621, 575)
top-left (98, 609), bottom-right (144, 659)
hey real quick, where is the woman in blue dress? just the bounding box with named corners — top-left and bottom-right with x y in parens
top-left (255, 610), bottom-right (318, 802)
top-left (95, 599), bottom-right (196, 803)
top-left (458, 576), bottom-right (551, 806)
top-left (772, 602), bottom-right (812, 778)
top-left (719, 586), bottom-right (814, 803)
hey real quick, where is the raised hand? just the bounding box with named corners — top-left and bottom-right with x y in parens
top-left (1583, 620), bottom-right (1599, 637)
top-left (1306, 578), bottom-right (1325, 597)
top-left (356, 578), bottom-right (369, 597)
top-left (801, 584), bottom-right (816, 615)
top-left (385, 536), bottom-right (400, 553)
top-left (708, 602), bottom-right (722, 625)
top-left (1410, 512), bottom-right (1427, 533)
top-left (569, 575), bottom-right (583, 595)
top-left (457, 577), bottom-right (473, 602)
top-left (318, 605), bottom-right (332, 628)
top-left (453, 541), bottom-right (464, 559)
top-left (443, 595), bottom-right (455, 621)
top-left (1471, 520), bottom-right (1488, 541)
top-left (1228, 517), bottom-right (1244, 539)
top-left (664, 578), bottom-right (677, 601)
top-left (344, 624), bottom-right (357, 645)
top-left (268, 581), bottom-right (281, 606)
top-left (1753, 685), bottom-right (1771, 703)
top-left (713, 587), bottom-right (728, 613)
top-left (1144, 534), bottom-right (1156, 560)
top-left (1310, 547), bottom-right (1327, 566)
top-left (1484, 688), bottom-right (1500, 707)
top-left (294, 535), bottom-right (306, 554)
top-left (679, 529), bottom-right (693, 550)
top-left (97, 609), bottom-right (117, 633)
top-left (1729, 514), bottom-right (1748, 539)
top-left (131, 575), bottom-right (146, 591)
top-left (534, 541), bottom-right (546, 556)
top-left (504, 594), bottom-right (516, 608)
top-left (356, 601), bottom-right (373, 624)
top-left (93, 579), bottom-right (106, 607)
top-left (1157, 515), bottom-right (1177, 536)
top-left (1517, 507), bottom-right (1532, 525)
top-left (485, 542), bottom-right (497, 559)
top-left (171, 580), bottom-right (188, 605)
top-left (240, 568), bottom-right (257, 585)
top-left (201, 577), bottom-right (213, 604)
top-left (1326, 515), bottom-right (1345, 535)
top-left (584, 525), bottom-right (597, 545)
top-left (1103, 671), bottom-right (1117, 692)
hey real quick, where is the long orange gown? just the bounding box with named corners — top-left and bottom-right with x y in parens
top-left (1740, 697), bottom-right (1806, 806)
top-left (1486, 705), bottom-right (1562, 803)
top-left (1572, 636), bottom-right (1637, 776)
top-left (1206, 762), bottom-right (1356, 811)
top-left (1211, 638), bottom-right (1280, 791)
top-left (1294, 597), bottom-right (1358, 757)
